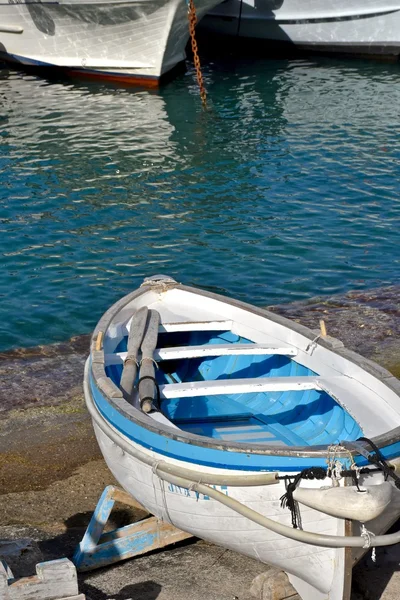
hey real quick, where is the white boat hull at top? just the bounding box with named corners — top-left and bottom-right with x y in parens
top-left (200, 0), bottom-right (400, 57)
top-left (0, 0), bottom-right (221, 84)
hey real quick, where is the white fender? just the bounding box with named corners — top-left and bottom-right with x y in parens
top-left (293, 482), bottom-right (392, 522)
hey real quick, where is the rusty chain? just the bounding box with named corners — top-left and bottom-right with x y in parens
top-left (187, 0), bottom-right (207, 107)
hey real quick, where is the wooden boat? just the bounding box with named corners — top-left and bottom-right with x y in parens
top-left (84, 275), bottom-right (400, 600)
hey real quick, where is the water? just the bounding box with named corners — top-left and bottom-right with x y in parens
top-left (1, 56), bottom-right (400, 352)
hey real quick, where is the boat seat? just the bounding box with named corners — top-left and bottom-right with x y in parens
top-left (155, 343), bottom-right (297, 360)
top-left (159, 320), bottom-right (233, 333)
top-left (159, 376), bottom-right (322, 399)
top-left (105, 344), bottom-right (297, 365)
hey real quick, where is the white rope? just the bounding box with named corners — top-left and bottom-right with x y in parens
top-left (140, 357), bottom-right (159, 369)
top-left (327, 445), bottom-right (345, 486)
top-left (152, 460), bottom-right (163, 475)
top-left (361, 524), bottom-right (376, 549)
top-left (305, 334), bottom-right (320, 355)
top-left (140, 276), bottom-right (178, 292)
top-left (124, 356), bottom-right (139, 368)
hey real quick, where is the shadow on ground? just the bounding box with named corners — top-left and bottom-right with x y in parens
top-left (81, 580), bottom-right (162, 600)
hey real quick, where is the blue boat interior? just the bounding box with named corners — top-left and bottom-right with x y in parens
top-left (106, 329), bottom-right (363, 448)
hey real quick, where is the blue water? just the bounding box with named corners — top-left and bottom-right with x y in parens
top-left (1, 57), bottom-right (400, 352)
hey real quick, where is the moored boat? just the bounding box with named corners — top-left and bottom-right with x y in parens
top-left (84, 275), bottom-right (400, 600)
top-left (199, 0), bottom-right (400, 59)
top-left (0, 0), bottom-right (220, 85)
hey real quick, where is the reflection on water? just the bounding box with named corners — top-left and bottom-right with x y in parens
top-left (0, 58), bottom-right (400, 351)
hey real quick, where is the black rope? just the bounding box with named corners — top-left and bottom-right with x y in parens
top-left (277, 467), bottom-right (379, 483)
top-left (138, 375), bottom-right (161, 411)
top-left (279, 467), bottom-right (326, 529)
top-left (278, 438), bottom-right (400, 529)
top-left (278, 465), bottom-right (382, 528)
top-left (357, 437), bottom-right (400, 489)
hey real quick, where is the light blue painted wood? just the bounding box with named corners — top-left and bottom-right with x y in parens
top-left (73, 485), bottom-right (192, 572)
top-left (73, 486), bottom-right (116, 567)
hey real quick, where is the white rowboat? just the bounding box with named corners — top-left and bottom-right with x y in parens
top-left (84, 275), bottom-right (400, 600)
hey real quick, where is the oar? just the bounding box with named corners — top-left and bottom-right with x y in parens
top-left (138, 309), bottom-right (160, 413)
top-left (120, 306), bottom-right (148, 403)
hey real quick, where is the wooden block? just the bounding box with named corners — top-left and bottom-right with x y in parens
top-left (0, 560), bottom-right (11, 600)
top-left (78, 516), bottom-right (192, 571)
top-left (111, 487), bottom-right (147, 512)
top-left (6, 558), bottom-right (80, 600)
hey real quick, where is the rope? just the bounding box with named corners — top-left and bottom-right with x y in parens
top-left (280, 467), bottom-right (326, 529)
top-left (124, 355), bottom-right (139, 368)
top-left (278, 465), bottom-right (383, 528)
top-left (361, 524), bottom-right (376, 550)
top-left (152, 460), bottom-right (162, 475)
top-left (305, 334), bottom-right (320, 355)
top-left (357, 437), bottom-right (400, 489)
top-left (279, 437), bottom-right (400, 529)
top-left (140, 357), bottom-right (159, 369)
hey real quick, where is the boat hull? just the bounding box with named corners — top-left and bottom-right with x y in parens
top-left (84, 277), bottom-right (400, 600)
top-left (200, 0), bottom-right (400, 58)
top-left (0, 0), bottom-right (218, 84)
top-left (89, 405), bottom-right (400, 600)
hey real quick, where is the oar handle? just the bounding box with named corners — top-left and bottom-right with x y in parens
top-left (120, 307), bottom-right (148, 402)
top-left (138, 310), bottom-right (160, 412)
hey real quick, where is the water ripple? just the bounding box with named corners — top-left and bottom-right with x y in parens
top-left (1, 58), bottom-right (400, 350)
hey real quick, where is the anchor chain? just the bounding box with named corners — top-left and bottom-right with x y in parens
top-left (187, 0), bottom-right (207, 107)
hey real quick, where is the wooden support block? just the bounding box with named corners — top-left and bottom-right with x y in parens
top-left (73, 485), bottom-right (193, 572)
top-left (111, 487), bottom-right (147, 512)
top-left (0, 558), bottom-right (84, 600)
top-left (0, 560), bottom-right (10, 600)
top-left (78, 516), bottom-right (192, 571)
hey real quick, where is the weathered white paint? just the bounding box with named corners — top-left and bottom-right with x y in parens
top-left (160, 376), bottom-right (323, 398)
top-left (201, 0), bottom-right (400, 58)
top-left (106, 343), bottom-right (297, 365)
top-left (1, 558), bottom-right (82, 600)
top-left (91, 421), bottom-right (400, 600)
top-left (90, 278), bottom-right (400, 600)
top-left (158, 320), bottom-right (234, 333)
top-left (0, 0), bottom-right (223, 80)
